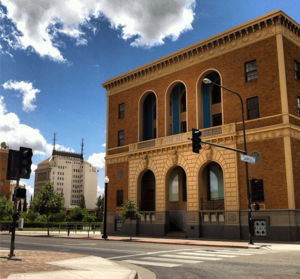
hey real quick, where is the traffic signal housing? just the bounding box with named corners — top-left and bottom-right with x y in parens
top-left (192, 128), bottom-right (202, 154)
top-left (18, 147), bottom-right (33, 179)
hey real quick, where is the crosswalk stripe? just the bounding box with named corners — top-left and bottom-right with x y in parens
top-left (179, 252), bottom-right (237, 258)
top-left (200, 250), bottom-right (258, 256)
top-left (160, 254), bottom-right (221, 261)
top-left (141, 257), bottom-right (203, 264)
top-left (124, 260), bottom-right (181, 267)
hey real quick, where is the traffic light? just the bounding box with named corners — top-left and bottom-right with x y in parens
top-left (18, 147), bottom-right (33, 179)
top-left (14, 188), bottom-right (26, 199)
top-left (6, 149), bottom-right (20, 180)
top-left (192, 128), bottom-right (202, 153)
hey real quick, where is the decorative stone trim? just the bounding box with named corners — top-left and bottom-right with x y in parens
top-left (103, 11), bottom-right (300, 96)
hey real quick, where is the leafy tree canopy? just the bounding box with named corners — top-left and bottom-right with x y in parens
top-left (119, 200), bottom-right (141, 221)
top-left (79, 195), bottom-right (86, 209)
top-left (0, 196), bottom-right (13, 221)
top-left (69, 206), bottom-right (96, 222)
top-left (31, 182), bottom-right (64, 217)
top-left (95, 195), bottom-right (104, 222)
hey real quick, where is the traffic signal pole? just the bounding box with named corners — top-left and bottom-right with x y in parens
top-left (8, 176), bottom-right (20, 260)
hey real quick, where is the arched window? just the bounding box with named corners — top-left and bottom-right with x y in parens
top-left (207, 163), bottom-right (224, 200)
top-left (167, 83), bottom-right (187, 136)
top-left (142, 92), bottom-right (157, 141)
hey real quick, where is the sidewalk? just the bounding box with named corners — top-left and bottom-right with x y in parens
top-left (1, 231), bottom-right (299, 279)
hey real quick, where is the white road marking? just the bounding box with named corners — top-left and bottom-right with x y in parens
top-left (124, 260), bottom-right (181, 267)
top-left (179, 252), bottom-right (237, 258)
top-left (141, 257), bottom-right (203, 264)
top-left (160, 254), bottom-right (221, 261)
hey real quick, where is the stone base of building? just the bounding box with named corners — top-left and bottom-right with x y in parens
top-left (106, 210), bottom-right (300, 242)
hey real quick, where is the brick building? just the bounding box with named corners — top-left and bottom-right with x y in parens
top-left (102, 10), bottom-right (300, 241)
top-left (0, 142), bottom-right (11, 199)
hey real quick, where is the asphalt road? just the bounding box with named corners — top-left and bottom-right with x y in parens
top-left (1, 235), bottom-right (300, 279)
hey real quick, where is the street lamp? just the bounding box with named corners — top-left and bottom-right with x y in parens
top-left (203, 78), bottom-right (254, 245)
top-left (102, 176), bottom-right (109, 239)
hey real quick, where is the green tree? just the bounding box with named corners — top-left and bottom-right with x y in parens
top-left (19, 209), bottom-right (38, 222)
top-left (50, 209), bottom-right (66, 222)
top-left (69, 206), bottom-right (86, 221)
top-left (119, 200), bottom-right (141, 240)
top-left (79, 195), bottom-right (86, 209)
top-left (31, 182), bottom-right (64, 236)
top-left (95, 195), bottom-right (104, 222)
top-left (0, 196), bottom-right (13, 221)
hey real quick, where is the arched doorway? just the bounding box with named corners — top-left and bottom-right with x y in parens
top-left (166, 166), bottom-right (187, 232)
top-left (140, 170), bottom-right (155, 211)
top-left (200, 162), bottom-right (224, 210)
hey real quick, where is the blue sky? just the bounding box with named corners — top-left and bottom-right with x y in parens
top-left (0, 0), bottom-right (299, 201)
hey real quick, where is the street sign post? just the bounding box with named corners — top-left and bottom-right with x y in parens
top-left (240, 154), bottom-right (256, 164)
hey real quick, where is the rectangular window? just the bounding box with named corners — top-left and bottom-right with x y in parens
top-left (251, 179), bottom-right (264, 201)
top-left (247, 97), bottom-right (260, 120)
top-left (245, 60), bottom-right (257, 81)
top-left (298, 96), bottom-right (300, 117)
top-left (117, 190), bottom-right (123, 206)
top-left (153, 128), bottom-right (156, 138)
top-left (118, 130), bottom-right (125, 146)
top-left (212, 114), bottom-right (222, 127)
top-left (169, 124), bottom-right (173, 135)
top-left (0, 179), bottom-right (4, 186)
top-left (119, 103), bottom-right (125, 118)
top-left (295, 60), bottom-right (300, 80)
top-left (180, 121), bottom-right (187, 133)
top-left (2, 155), bottom-right (7, 162)
top-left (1, 168), bottom-right (5, 175)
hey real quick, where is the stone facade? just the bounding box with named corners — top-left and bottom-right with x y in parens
top-left (103, 10), bottom-right (300, 241)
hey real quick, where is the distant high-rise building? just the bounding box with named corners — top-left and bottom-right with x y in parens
top-left (34, 150), bottom-right (97, 210)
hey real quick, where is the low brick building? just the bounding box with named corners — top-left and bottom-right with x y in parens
top-left (102, 10), bottom-right (300, 241)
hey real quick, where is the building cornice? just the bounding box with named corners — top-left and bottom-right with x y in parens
top-left (102, 10), bottom-right (300, 96)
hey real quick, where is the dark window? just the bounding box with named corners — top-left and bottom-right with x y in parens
top-left (251, 179), bottom-right (264, 201)
top-left (295, 60), bottom-right (300, 80)
top-left (247, 97), bottom-right (260, 120)
top-left (298, 96), bottom-right (300, 117)
top-left (212, 113), bottom-right (222, 127)
top-left (117, 190), bottom-right (123, 206)
top-left (169, 98), bottom-right (172, 116)
top-left (119, 103), bottom-right (125, 118)
top-left (1, 168), bottom-right (5, 175)
top-left (180, 92), bottom-right (186, 112)
top-left (169, 124), bottom-right (172, 135)
top-left (180, 121), bottom-right (187, 133)
top-left (118, 130), bottom-right (125, 146)
top-left (211, 82), bottom-right (221, 104)
top-left (245, 60), bottom-right (257, 81)
top-left (2, 155), bottom-right (7, 162)
top-left (153, 128), bottom-right (156, 138)
top-left (153, 103), bottom-right (156, 120)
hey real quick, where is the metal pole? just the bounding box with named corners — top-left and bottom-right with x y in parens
top-left (102, 182), bottom-right (108, 239)
top-left (208, 81), bottom-right (254, 245)
top-left (8, 178), bottom-right (19, 259)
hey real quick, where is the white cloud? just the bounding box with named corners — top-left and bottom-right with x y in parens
top-left (87, 152), bottom-right (105, 169)
top-left (0, 96), bottom-right (7, 115)
top-left (0, 101), bottom-right (74, 157)
top-left (2, 80), bottom-right (40, 112)
top-left (97, 185), bottom-right (104, 197)
top-left (1, 0), bottom-right (195, 61)
top-left (102, 143), bottom-right (106, 148)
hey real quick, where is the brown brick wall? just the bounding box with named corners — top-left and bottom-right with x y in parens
top-left (237, 137), bottom-right (288, 210)
top-left (106, 162), bottom-right (129, 212)
top-left (283, 37), bottom-right (300, 118)
top-left (291, 138), bottom-right (300, 209)
top-left (107, 37), bottom-right (282, 149)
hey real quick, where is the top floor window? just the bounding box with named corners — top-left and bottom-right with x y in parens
top-left (2, 155), bottom-right (6, 162)
top-left (245, 60), bottom-right (257, 81)
top-left (119, 103), bottom-right (125, 118)
top-left (295, 60), bottom-right (300, 80)
top-left (247, 96), bottom-right (260, 120)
